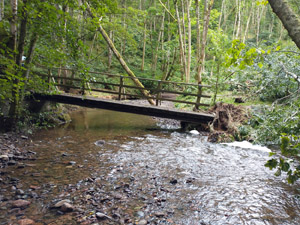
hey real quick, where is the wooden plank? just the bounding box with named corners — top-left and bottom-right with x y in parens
top-left (32, 93), bottom-right (214, 123)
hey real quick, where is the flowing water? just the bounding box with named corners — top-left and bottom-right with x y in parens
top-left (1, 108), bottom-right (300, 224)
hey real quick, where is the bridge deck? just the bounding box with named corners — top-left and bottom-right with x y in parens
top-left (33, 93), bottom-right (215, 124)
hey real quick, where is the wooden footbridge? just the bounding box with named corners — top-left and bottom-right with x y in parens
top-left (32, 67), bottom-right (215, 124)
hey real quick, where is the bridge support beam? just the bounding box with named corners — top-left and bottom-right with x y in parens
top-left (31, 93), bottom-right (215, 124)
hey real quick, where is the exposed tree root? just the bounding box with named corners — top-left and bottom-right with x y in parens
top-left (207, 102), bottom-right (250, 142)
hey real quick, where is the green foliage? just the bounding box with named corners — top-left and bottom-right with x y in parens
top-left (265, 134), bottom-right (300, 184)
top-left (250, 100), bottom-right (300, 144)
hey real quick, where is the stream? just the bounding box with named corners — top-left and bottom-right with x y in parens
top-left (1, 107), bottom-right (300, 224)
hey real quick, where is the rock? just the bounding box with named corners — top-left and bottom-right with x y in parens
top-left (8, 160), bottom-right (17, 165)
top-left (16, 189), bottom-right (25, 195)
top-left (60, 203), bottom-right (74, 212)
top-left (11, 199), bottom-right (31, 208)
top-left (170, 179), bottom-right (178, 185)
top-left (186, 178), bottom-right (195, 183)
top-left (94, 140), bottom-right (105, 146)
top-left (18, 218), bottom-right (35, 225)
top-left (135, 211), bottom-right (145, 218)
top-left (53, 199), bottom-right (71, 208)
top-left (68, 161), bottom-right (76, 165)
top-left (138, 219), bottom-right (148, 225)
top-left (29, 185), bottom-right (40, 190)
top-left (17, 164), bottom-right (26, 169)
top-left (189, 130), bottom-right (200, 135)
top-left (155, 212), bottom-right (166, 217)
top-left (96, 212), bottom-right (112, 220)
top-left (21, 135), bottom-right (28, 139)
top-left (0, 155), bottom-right (9, 161)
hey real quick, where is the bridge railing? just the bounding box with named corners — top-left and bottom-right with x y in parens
top-left (33, 67), bottom-right (211, 109)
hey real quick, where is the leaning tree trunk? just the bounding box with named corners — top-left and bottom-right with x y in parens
top-left (86, 4), bottom-right (155, 105)
top-left (268, 0), bottom-right (300, 49)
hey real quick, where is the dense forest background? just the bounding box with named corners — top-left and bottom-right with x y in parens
top-left (0, 0), bottom-right (300, 143)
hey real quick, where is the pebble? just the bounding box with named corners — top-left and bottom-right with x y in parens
top-left (0, 155), bottom-right (9, 161)
top-left (8, 160), bottom-right (17, 165)
top-left (16, 189), bottom-right (25, 195)
top-left (18, 218), bottom-right (35, 225)
top-left (53, 199), bottom-right (71, 208)
top-left (135, 211), bottom-right (145, 218)
top-left (155, 212), bottom-right (165, 217)
top-left (94, 140), bottom-right (105, 146)
top-left (11, 199), bottom-right (31, 208)
top-left (60, 202), bottom-right (74, 212)
top-left (137, 219), bottom-right (148, 225)
top-left (170, 179), bottom-right (178, 184)
top-left (96, 212), bottom-right (112, 220)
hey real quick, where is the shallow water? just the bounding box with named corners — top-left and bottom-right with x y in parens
top-left (1, 108), bottom-right (300, 224)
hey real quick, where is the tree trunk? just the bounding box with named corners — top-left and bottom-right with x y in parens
top-left (186, 0), bottom-right (191, 83)
top-left (235, 0), bottom-right (241, 39)
top-left (8, 0), bottom-right (17, 55)
top-left (197, 0), bottom-right (214, 84)
top-left (98, 23), bottom-right (155, 105)
top-left (0, 0), bottom-right (4, 21)
top-left (7, 0), bottom-right (18, 126)
top-left (20, 32), bottom-right (38, 104)
top-left (175, 2), bottom-right (187, 81)
top-left (181, 0), bottom-right (186, 57)
top-left (196, 0), bottom-right (201, 61)
top-left (86, 4), bottom-right (155, 105)
top-left (218, 0), bottom-right (224, 30)
top-left (141, 20), bottom-right (147, 71)
top-left (256, 4), bottom-right (265, 46)
top-left (268, 0), bottom-right (300, 49)
top-left (108, 27), bottom-right (113, 69)
top-left (152, 10), bottom-right (165, 72)
top-left (243, 1), bottom-right (254, 43)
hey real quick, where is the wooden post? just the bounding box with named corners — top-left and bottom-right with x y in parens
top-left (195, 84), bottom-right (202, 109)
top-left (156, 80), bottom-right (162, 106)
top-left (118, 76), bottom-right (124, 100)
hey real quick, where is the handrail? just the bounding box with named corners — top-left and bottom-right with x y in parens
top-left (33, 67), bottom-right (212, 108)
top-left (35, 66), bottom-right (211, 88)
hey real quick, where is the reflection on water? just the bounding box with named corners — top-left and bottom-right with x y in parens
top-left (1, 108), bottom-right (300, 224)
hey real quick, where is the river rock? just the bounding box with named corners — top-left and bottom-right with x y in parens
top-left (155, 212), bottom-right (166, 217)
top-left (94, 140), bottom-right (105, 146)
top-left (170, 179), bottom-right (178, 184)
top-left (8, 160), bottom-right (17, 165)
top-left (11, 199), bottom-right (31, 208)
top-left (96, 212), bottom-right (112, 220)
top-left (53, 199), bottom-right (71, 208)
top-left (60, 202), bottom-right (74, 212)
top-left (16, 189), bottom-right (25, 195)
top-left (0, 155), bottom-right (9, 161)
top-left (138, 219), bottom-right (148, 225)
top-left (17, 218), bottom-right (35, 225)
top-left (135, 211), bottom-right (145, 218)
